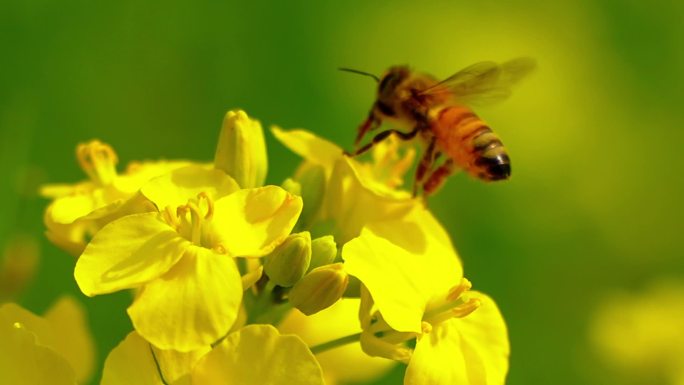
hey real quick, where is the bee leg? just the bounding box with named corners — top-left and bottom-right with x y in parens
top-left (423, 159), bottom-right (455, 197)
top-left (413, 138), bottom-right (438, 197)
top-left (354, 111), bottom-right (381, 146)
top-left (345, 128), bottom-right (419, 157)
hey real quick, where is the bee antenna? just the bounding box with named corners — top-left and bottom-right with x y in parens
top-left (338, 67), bottom-right (380, 83)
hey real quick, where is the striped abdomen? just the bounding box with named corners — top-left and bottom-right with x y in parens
top-left (432, 105), bottom-right (511, 181)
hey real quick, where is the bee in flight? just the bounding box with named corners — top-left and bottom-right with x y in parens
top-left (342, 58), bottom-right (536, 197)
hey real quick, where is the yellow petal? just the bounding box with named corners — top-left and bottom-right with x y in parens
top-left (127, 246), bottom-right (242, 351)
top-left (325, 157), bottom-right (415, 244)
top-left (279, 298), bottom-right (395, 385)
top-left (101, 331), bottom-right (210, 385)
top-left (48, 193), bottom-right (107, 225)
top-left (0, 302), bottom-right (55, 346)
top-left (343, 207), bottom-right (463, 333)
top-left (0, 299), bottom-right (96, 383)
top-left (192, 324), bottom-right (325, 385)
top-left (0, 305), bottom-right (77, 385)
top-left (75, 213), bottom-right (190, 296)
top-left (116, 160), bottom-right (195, 194)
top-left (405, 292), bottom-right (509, 385)
top-left (140, 165), bottom-right (239, 211)
top-left (210, 186), bottom-right (303, 257)
top-left (271, 126), bottom-right (342, 170)
top-left (40, 182), bottom-right (82, 199)
top-left (45, 227), bottom-right (88, 257)
top-left (100, 332), bottom-right (165, 385)
top-left (43, 296), bottom-right (96, 383)
top-left (153, 344), bottom-right (210, 384)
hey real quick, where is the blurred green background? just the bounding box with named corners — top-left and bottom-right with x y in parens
top-left (2, 1), bottom-right (683, 384)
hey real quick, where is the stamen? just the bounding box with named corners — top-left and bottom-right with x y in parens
top-left (388, 147), bottom-right (415, 188)
top-left (422, 277), bottom-right (480, 326)
top-left (197, 192), bottom-right (214, 219)
top-left (162, 206), bottom-right (180, 229)
top-left (447, 278), bottom-right (472, 301)
top-left (173, 193), bottom-right (215, 246)
top-left (176, 203), bottom-right (202, 244)
top-left (451, 298), bottom-right (481, 318)
top-left (76, 140), bottom-right (119, 185)
top-left (421, 321), bottom-right (432, 334)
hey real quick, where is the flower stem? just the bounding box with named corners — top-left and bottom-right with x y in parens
top-left (310, 332), bottom-right (362, 355)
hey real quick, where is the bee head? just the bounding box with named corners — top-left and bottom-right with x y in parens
top-left (378, 66), bottom-right (410, 97)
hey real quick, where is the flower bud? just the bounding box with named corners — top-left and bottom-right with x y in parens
top-left (289, 263), bottom-right (349, 316)
top-left (214, 110), bottom-right (268, 188)
top-left (280, 178), bottom-right (301, 196)
top-left (263, 232), bottom-right (311, 287)
top-left (308, 235), bottom-right (337, 271)
top-left (294, 163), bottom-right (326, 230)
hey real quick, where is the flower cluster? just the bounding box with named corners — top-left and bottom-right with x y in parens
top-left (2, 109), bottom-right (510, 384)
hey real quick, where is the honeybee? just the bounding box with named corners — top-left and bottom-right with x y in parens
top-left (342, 58), bottom-right (536, 196)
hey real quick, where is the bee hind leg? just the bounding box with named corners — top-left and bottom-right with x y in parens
top-left (422, 159), bottom-right (455, 197)
top-left (413, 138), bottom-right (439, 197)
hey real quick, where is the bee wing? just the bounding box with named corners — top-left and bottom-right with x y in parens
top-left (420, 57), bottom-right (536, 106)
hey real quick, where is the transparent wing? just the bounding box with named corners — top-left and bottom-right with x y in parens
top-left (419, 57), bottom-right (536, 106)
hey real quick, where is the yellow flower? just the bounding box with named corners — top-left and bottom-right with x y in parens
top-left (343, 206), bottom-right (509, 385)
top-left (191, 324), bottom-right (325, 385)
top-left (0, 296), bottom-right (95, 385)
top-left (74, 166), bottom-right (303, 351)
top-left (591, 281), bottom-right (684, 384)
top-left (279, 298), bottom-right (396, 385)
top-left (271, 127), bottom-right (416, 244)
top-left (101, 331), bottom-right (209, 385)
top-left (41, 140), bottom-right (191, 255)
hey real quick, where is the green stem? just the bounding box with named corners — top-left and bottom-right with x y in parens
top-left (310, 332), bottom-right (362, 355)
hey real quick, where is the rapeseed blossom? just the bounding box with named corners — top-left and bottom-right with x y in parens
top-left (0, 297), bottom-right (95, 385)
top-left (75, 165), bottom-right (302, 351)
top-left (41, 140), bottom-right (191, 256)
top-left (33, 109), bottom-right (511, 384)
top-left (344, 206), bottom-right (509, 385)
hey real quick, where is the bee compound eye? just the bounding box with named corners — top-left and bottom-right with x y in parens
top-left (379, 74), bottom-right (394, 92)
top-left (375, 101), bottom-right (395, 116)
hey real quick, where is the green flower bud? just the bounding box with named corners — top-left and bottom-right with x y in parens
top-left (294, 163), bottom-right (326, 230)
top-left (289, 263), bottom-right (349, 316)
top-left (263, 232), bottom-right (311, 287)
top-left (214, 110), bottom-right (268, 188)
top-left (308, 235), bottom-right (337, 271)
top-left (281, 178), bottom-right (301, 196)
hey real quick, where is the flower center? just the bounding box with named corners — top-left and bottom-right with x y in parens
top-left (422, 278), bottom-right (481, 328)
top-left (358, 277), bottom-right (482, 363)
top-left (370, 134), bottom-right (416, 189)
top-left (162, 192), bottom-right (215, 247)
top-left (77, 140), bottom-right (118, 186)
